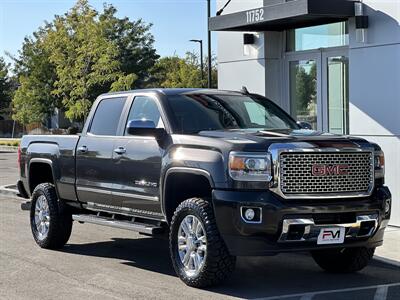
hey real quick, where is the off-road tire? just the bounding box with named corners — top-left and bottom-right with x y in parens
top-left (169, 198), bottom-right (236, 287)
top-left (30, 183), bottom-right (73, 249)
top-left (311, 247), bottom-right (375, 273)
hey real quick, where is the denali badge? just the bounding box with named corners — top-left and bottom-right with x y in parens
top-left (134, 180), bottom-right (158, 188)
top-left (312, 164), bottom-right (349, 176)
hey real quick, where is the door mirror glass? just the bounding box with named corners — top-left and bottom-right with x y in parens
top-left (126, 120), bottom-right (165, 138)
top-left (297, 121), bottom-right (313, 130)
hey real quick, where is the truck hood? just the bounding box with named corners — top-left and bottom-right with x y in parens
top-left (198, 129), bottom-right (375, 151)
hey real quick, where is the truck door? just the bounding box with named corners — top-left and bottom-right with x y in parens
top-left (75, 96), bottom-right (127, 207)
top-left (112, 95), bottom-right (165, 217)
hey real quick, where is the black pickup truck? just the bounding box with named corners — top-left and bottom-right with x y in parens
top-left (18, 88), bottom-right (391, 287)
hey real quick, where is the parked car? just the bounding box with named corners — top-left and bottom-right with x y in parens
top-left (17, 89), bottom-right (391, 287)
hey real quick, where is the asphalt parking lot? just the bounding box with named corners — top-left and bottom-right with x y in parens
top-left (0, 152), bottom-right (18, 187)
top-left (0, 194), bottom-right (398, 300)
top-left (0, 151), bottom-right (399, 299)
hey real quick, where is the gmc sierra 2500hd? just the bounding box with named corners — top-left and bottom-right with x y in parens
top-left (18, 89), bottom-right (391, 287)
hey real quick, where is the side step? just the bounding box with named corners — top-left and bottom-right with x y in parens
top-left (21, 201), bottom-right (31, 211)
top-left (72, 214), bottom-right (164, 235)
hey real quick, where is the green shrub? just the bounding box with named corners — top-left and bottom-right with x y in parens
top-left (0, 140), bottom-right (20, 147)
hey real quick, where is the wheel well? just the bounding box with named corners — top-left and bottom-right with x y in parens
top-left (29, 163), bottom-right (54, 194)
top-left (164, 173), bottom-right (212, 223)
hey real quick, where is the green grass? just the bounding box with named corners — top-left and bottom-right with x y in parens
top-left (0, 139), bottom-right (20, 147)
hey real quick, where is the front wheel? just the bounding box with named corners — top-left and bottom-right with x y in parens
top-left (311, 247), bottom-right (375, 273)
top-left (169, 198), bottom-right (236, 288)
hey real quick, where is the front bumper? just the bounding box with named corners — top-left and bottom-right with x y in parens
top-left (212, 186), bottom-right (391, 256)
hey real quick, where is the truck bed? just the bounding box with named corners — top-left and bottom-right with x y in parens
top-left (19, 134), bottom-right (80, 201)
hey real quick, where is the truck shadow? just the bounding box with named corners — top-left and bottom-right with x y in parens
top-left (63, 236), bottom-right (176, 276)
top-left (62, 237), bottom-right (400, 299)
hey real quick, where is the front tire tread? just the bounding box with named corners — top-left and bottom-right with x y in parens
top-left (169, 198), bottom-right (236, 288)
top-left (311, 247), bottom-right (375, 273)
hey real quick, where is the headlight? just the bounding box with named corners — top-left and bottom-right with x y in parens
top-left (374, 150), bottom-right (385, 179)
top-left (229, 152), bottom-right (272, 182)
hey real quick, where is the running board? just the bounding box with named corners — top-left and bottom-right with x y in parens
top-left (72, 214), bottom-right (164, 235)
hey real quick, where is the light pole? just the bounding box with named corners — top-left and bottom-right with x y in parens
top-left (190, 39), bottom-right (204, 87)
top-left (207, 0), bottom-right (212, 88)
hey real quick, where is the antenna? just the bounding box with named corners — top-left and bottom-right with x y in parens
top-left (241, 86), bottom-right (250, 95)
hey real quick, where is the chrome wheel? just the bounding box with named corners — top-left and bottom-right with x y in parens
top-left (34, 195), bottom-right (50, 240)
top-left (177, 215), bottom-right (207, 277)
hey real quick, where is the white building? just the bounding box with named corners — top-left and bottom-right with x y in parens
top-left (211, 0), bottom-right (400, 225)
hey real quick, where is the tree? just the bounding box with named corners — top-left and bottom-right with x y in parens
top-left (205, 55), bottom-right (218, 89)
top-left (0, 57), bottom-right (14, 118)
top-left (100, 4), bottom-right (159, 88)
top-left (45, 0), bottom-right (137, 120)
top-left (295, 63), bottom-right (316, 115)
top-left (152, 52), bottom-right (217, 88)
top-left (12, 27), bottom-right (59, 124)
top-left (11, 0), bottom-right (158, 124)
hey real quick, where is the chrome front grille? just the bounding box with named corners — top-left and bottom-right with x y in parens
top-left (279, 152), bottom-right (374, 196)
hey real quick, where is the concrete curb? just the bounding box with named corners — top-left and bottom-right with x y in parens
top-left (0, 146), bottom-right (18, 152)
top-left (373, 256), bottom-right (400, 268)
top-left (0, 185), bottom-right (18, 197)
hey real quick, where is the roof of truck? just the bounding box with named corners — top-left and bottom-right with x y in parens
top-left (101, 88), bottom-right (244, 97)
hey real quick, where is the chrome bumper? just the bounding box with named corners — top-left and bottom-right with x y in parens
top-left (278, 214), bottom-right (379, 243)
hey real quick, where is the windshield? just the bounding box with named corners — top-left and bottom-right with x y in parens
top-left (167, 93), bottom-right (299, 134)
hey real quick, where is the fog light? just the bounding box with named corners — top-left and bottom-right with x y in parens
top-left (244, 208), bottom-right (255, 221)
top-left (240, 206), bottom-right (262, 223)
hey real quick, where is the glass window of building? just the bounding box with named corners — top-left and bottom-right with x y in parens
top-left (287, 22), bottom-right (348, 52)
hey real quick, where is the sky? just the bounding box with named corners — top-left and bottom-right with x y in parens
top-left (0, 0), bottom-right (217, 67)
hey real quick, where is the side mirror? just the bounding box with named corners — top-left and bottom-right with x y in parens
top-left (297, 121), bottom-right (313, 130)
top-left (126, 120), bottom-right (166, 139)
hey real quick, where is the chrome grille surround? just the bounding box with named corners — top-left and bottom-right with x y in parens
top-left (280, 152), bottom-right (374, 195)
top-left (268, 144), bottom-right (375, 199)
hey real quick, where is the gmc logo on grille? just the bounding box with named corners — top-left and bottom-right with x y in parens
top-left (312, 164), bottom-right (349, 176)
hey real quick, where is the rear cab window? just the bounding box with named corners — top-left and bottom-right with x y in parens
top-left (89, 97), bottom-right (126, 136)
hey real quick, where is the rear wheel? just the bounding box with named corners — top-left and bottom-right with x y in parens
top-left (311, 247), bottom-right (375, 273)
top-left (169, 198), bottom-right (236, 287)
top-left (30, 183), bottom-right (73, 249)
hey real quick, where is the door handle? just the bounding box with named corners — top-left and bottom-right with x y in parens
top-left (77, 146), bottom-right (88, 153)
top-left (114, 147), bottom-right (126, 155)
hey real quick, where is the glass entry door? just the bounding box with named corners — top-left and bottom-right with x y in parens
top-left (286, 48), bottom-right (349, 133)
top-left (286, 52), bottom-right (322, 131)
top-left (322, 50), bottom-right (349, 134)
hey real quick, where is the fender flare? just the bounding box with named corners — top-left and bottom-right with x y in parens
top-left (161, 167), bottom-right (215, 218)
top-left (27, 158), bottom-right (59, 197)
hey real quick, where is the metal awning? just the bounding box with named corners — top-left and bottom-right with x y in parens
top-left (209, 0), bottom-right (357, 32)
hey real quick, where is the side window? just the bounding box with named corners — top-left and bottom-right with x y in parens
top-left (125, 96), bottom-right (164, 135)
top-left (89, 97), bottom-right (126, 136)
